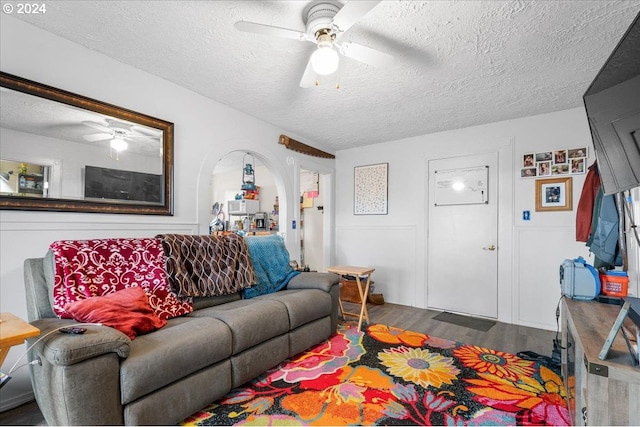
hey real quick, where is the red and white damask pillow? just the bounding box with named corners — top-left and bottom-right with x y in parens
top-left (50, 238), bottom-right (192, 320)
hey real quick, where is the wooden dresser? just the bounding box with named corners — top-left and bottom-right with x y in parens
top-left (561, 298), bottom-right (640, 425)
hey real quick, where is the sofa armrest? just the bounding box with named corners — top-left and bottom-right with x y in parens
top-left (287, 272), bottom-right (340, 292)
top-left (29, 318), bottom-right (130, 366)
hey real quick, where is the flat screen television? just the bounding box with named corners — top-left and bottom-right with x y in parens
top-left (84, 165), bottom-right (162, 203)
top-left (583, 12), bottom-right (640, 195)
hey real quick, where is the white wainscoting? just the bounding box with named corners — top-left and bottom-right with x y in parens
top-left (514, 226), bottom-right (592, 330)
top-left (335, 225), bottom-right (417, 307)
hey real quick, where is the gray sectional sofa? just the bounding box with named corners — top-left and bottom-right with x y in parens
top-left (23, 250), bottom-right (340, 425)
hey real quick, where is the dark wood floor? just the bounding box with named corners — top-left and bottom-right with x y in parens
top-left (0, 302), bottom-right (557, 425)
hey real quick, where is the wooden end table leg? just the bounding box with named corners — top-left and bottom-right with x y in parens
top-left (338, 296), bottom-right (346, 321)
top-left (0, 347), bottom-right (10, 367)
top-left (355, 275), bottom-right (371, 331)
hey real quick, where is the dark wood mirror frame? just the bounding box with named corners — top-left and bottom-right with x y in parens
top-left (0, 72), bottom-right (174, 215)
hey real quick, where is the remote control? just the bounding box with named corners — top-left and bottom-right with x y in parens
top-left (59, 327), bottom-right (87, 335)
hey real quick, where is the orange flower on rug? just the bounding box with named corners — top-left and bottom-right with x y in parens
top-left (182, 324), bottom-right (570, 426)
top-left (454, 344), bottom-right (537, 381)
top-left (368, 323), bottom-right (429, 346)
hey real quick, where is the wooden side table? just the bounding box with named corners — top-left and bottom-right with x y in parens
top-left (326, 265), bottom-right (375, 331)
top-left (0, 313), bottom-right (40, 367)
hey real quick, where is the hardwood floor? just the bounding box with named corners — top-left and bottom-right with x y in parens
top-left (0, 302), bottom-right (557, 425)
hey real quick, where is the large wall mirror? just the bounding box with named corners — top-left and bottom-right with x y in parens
top-left (0, 72), bottom-right (174, 215)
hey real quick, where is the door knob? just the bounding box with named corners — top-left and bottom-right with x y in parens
top-left (483, 244), bottom-right (496, 251)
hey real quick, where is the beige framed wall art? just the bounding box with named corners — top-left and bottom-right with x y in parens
top-left (535, 177), bottom-right (573, 212)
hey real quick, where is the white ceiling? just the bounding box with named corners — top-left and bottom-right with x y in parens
top-left (10, 1), bottom-right (640, 153)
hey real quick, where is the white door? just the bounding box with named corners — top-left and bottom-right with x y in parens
top-left (427, 152), bottom-right (498, 318)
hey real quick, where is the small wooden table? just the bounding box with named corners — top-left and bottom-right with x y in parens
top-left (326, 265), bottom-right (375, 331)
top-left (0, 313), bottom-right (40, 367)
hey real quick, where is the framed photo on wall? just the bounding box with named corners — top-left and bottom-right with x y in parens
top-left (354, 162), bottom-right (388, 215)
top-left (535, 177), bottom-right (573, 212)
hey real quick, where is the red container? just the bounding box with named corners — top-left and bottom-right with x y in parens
top-left (599, 270), bottom-right (629, 297)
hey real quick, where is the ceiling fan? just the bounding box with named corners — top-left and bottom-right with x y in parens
top-left (235, 0), bottom-right (393, 87)
top-left (81, 119), bottom-right (159, 153)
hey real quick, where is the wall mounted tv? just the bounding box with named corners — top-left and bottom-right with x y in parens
top-left (583, 12), bottom-right (640, 195)
top-left (84, 165), bottom-right (162, 203)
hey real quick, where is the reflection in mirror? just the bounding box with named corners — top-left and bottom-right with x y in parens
top-left (0, 72), bottom-right (174, 215)
top-left (0, 160), bottom-right (50, 197)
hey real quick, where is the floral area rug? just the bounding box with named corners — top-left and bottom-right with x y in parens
top-left (182, 324), bottom-right (570, 426)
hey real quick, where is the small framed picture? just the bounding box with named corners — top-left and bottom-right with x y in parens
top-left (538, 161), bottom-right (551, 177)
top-left (568, 147), bottom-right (587, 159)
top-left (536, 177), bottom-right (572, 212)
top-left (523, 153), bottom-right (535, 167)
top-left (552, 164), bottom-right (570, 175)
top-left (536, 152), bottom-right (552, 162)
top-left (521, 167), bottom-right (537, 178)
top-left (553, 150), bottom-right (568, 164)
top-left (571, 158), bottom-right (585, 174)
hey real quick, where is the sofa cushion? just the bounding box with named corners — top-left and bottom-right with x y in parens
top-left (254, 289), bottom-right (332, 329)
top-left (188, 299), bottom-right (289, 354)
top-left (65, 287), bottom-right (167, 340)
top-left (49, 238), bottom-right (193, 320)
top-left (119, 316), bottom-right (232, 404)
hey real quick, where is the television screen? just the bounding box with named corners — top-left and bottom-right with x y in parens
top-left (84, 165), bottom-right (162, 203)
top-left (583, 12), bottom-right (640, 195)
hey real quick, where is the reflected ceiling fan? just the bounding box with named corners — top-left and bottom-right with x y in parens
top-left (81, 119), bottom-right (159, 155)
top-left (235, 0), bottom-right (393, 87)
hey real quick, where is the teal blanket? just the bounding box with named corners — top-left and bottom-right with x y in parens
top-left (243, 235), bottom-right (300, 299)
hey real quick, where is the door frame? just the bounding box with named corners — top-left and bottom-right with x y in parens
top-left (424, 138), bottom-right (514, 324)
top-left (426, 153), bottom-right (499, 318)
top-left (296, 159), bottom-right (335, 271)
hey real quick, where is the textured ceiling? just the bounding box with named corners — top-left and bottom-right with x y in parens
top-left (8, 1), bottom-right (640, 153)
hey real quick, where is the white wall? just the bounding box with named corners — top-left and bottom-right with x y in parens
top-left (0, 16), bottom-right (335, 411)
top-left (335, 107), bottom-right (640, 331)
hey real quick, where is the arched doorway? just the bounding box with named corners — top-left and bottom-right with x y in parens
top-left (211, 150), bottom-right (282, 235)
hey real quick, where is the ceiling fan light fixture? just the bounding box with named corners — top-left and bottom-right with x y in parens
top-left (110, 135), bottom-right (128, 152)
top-left (310, 44), bottom-right (339, 75)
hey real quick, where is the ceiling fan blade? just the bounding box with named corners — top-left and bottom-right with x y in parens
top-left (339, 42), bottom-right (393, 68)
top-left (82, 121), bottom-right (112, 133)
top-left (332, 1), bottom-right (380, 34)
top-left (299, 57), bottom-right (318, 88)
top-left (83, 133), bottom-right (111, 142)
top-left (235, 21), bottom-right (308, 41)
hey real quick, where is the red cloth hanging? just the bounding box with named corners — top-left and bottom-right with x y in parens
top-left (576, 162), bottom-right (600, 242)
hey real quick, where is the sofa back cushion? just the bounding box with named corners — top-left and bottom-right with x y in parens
top-left (49, 238), bottom-right (192, 320)
top-left (24, 256), bottom-right (57, 321)
top-left (192, 292), bottom-right (242, 310)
